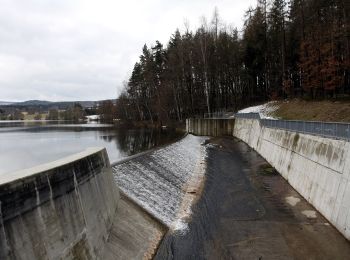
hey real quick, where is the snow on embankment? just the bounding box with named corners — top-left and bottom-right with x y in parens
top-left (112, 135), bottom-right (208, 233)
top-left (237, 102), bottom-right (279, 119)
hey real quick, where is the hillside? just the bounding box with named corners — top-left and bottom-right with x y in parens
top-left (0, 99), bottom-right (116, 111)
top-left (0, 101), bottom-right (14, 105)
top-left (11, 100), bottom-right (96, 108)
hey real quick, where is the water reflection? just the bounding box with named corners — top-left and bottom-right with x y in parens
top-left (114, 128), bottom-right (170, 155)
top-left (0, 122), bottom-right (183, 175)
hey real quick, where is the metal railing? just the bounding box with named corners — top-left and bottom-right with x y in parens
top-left (236, 113), bottom-right (350, 141)
top-left (203, 111), bottom-right (235, 119)
top-left (235, 113), bottom-right (261, 120)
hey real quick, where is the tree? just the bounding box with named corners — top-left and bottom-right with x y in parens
top-left (34, 113), bottom-right (42, 120)
top-left (99, 100), bottom-right (116, 123)
top-left (268, 0), bottom-right (288, 98)
top-left (13, 110), bottom-right (24, 120)
top-left (117, 3), bottom-right (350, 123)
top-left (46, 109), bottom-right (59, 120)
top-left (242, 6), bottom-right (268, 101)
top-left (61, 103), bottom-right (85, 122)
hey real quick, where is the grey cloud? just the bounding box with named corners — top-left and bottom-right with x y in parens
top-left (0, 0), bottom-right (255, 101)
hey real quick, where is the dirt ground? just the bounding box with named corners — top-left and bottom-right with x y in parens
top-left (270, 99), bottom-right (350, 122)
top-left (155, 137), bottom-right (350, 260)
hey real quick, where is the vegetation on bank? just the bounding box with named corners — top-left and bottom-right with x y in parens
top-left (270, 99), bottom-right (350, 122)
top-left (116, 0), bottom-right (349, 124)
top-left (0, 100), bottom-right (117, 123)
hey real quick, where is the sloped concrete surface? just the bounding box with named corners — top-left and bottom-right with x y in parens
top-left (102, 194), bottom-right (166, 260)
top-left (0, 148), bottom-right (119, 260)
top-left (112, 134), bottom-right (208, 232)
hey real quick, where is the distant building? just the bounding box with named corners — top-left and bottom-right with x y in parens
top-left (85, 115), bottom-right (100, 122)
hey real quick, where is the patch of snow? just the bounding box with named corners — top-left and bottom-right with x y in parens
top-left (205, 143), bottom-right (219, 149)
top-left (285, 196), bottom-right (300, 206)
top-left (85, 115), bottom-right (100, 121)
top-left (237, 101), bottom-right (279, 119)
top-left (302, 210), bottom-right (317, 219)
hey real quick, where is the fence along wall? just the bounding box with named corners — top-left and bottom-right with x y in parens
top-left (0, 148), bottom-right (119, 259)
top-left (235, 113), bottom-right (350, 141)
top-left (234, 116), bottom-right (350, 240)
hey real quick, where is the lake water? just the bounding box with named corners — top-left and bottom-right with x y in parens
top-left (0, 121), bottom-right (183, 175)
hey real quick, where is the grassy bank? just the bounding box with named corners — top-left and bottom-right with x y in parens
top-left (270, 99), bottom-right (350, 123)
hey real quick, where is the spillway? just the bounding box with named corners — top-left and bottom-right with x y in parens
top-left (2, 126), bottom-right (349, 259)
top-left (0, 134), bottom-right (210, 259)
top-left (112, 134), bottom-right (208, 232)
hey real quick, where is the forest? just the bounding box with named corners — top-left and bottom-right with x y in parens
top-left (116, 0), bottom-right (349, 123)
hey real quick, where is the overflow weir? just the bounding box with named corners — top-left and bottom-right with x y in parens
top-left (1, 116), bottom-right (350, 259)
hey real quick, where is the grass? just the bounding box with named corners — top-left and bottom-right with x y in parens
top-left (259, 164), bottom-right (278, 175)
top-left (270, 99), bottom-right (350, 123)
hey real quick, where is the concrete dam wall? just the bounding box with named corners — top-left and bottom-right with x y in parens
top-left (0, 148), bottom-right (119, 259)
top-left (0, 135), bottom-right (209, 260)
top-left (186, 118), bottom-right (235, 136)
top-left (187, 117), bottom-right (350, 240)
top-left (234, 118), bottom-right (350, 240)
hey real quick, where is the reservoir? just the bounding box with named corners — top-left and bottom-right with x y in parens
top-left (0, 121), bottom-right (182, 175)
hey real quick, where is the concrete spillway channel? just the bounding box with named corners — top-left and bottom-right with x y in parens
top-left (1, 133), bottom-right (350, 259)
top-left (113, 134), bottom-right (350, 259)
top-left (155, 137), bottom-right (350, 259)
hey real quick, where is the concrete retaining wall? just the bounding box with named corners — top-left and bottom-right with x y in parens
top-left (234, 118), bottom-right (350, 240)
top-left (0, 148), bottom-right (119, 259)
top-left (186, 118), bottom-right (235, 136)
top-left (186, 117), bottom-right (350, 239)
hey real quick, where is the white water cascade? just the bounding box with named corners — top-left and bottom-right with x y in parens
top-left (112, 135), bottom-right (208, 233)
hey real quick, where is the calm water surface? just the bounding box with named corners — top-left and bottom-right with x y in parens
top-left (0, 121), bottom-right (183, 175)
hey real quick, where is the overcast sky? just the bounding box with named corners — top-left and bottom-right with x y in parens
top-left (0, 0), bottom-right (256, 102)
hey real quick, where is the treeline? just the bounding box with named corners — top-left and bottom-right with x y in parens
top-left (0, 101), bottom-right (118, 122)
top-left (117, 0), bottom-right (349, 123)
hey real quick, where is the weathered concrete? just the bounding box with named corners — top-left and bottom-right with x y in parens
top-left (186, 118), bottom-right (235, 136)
top-left (186, 117), bottom-right (350, 240)
top-left (0, 148), bottom-right (119, 260)
top-left (102, 194), bottom-right (166, 260)
top-left (234, 118), bottom-right (350, 240)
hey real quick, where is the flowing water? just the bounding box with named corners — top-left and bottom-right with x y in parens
top-left (0, 121), bottom-right (182, 175)
top-left (112, 135), bottom-right (208, 232)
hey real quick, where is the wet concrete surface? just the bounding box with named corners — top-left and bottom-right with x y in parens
top-left (103, 194), bottom-right (166, 259)
top-left (154, 137), bottom-right (350, 260)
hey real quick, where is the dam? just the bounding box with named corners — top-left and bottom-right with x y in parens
top-left (1, 117), bottom-right (350, 259)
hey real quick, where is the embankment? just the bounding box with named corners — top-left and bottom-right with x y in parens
top-left (187, 117), bottom-right (350, 240)
top-left (0, 148), bottom-right (119, 259)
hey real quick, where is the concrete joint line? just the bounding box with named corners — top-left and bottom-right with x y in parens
top-left (261, 137), bottom-right (343, 176)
